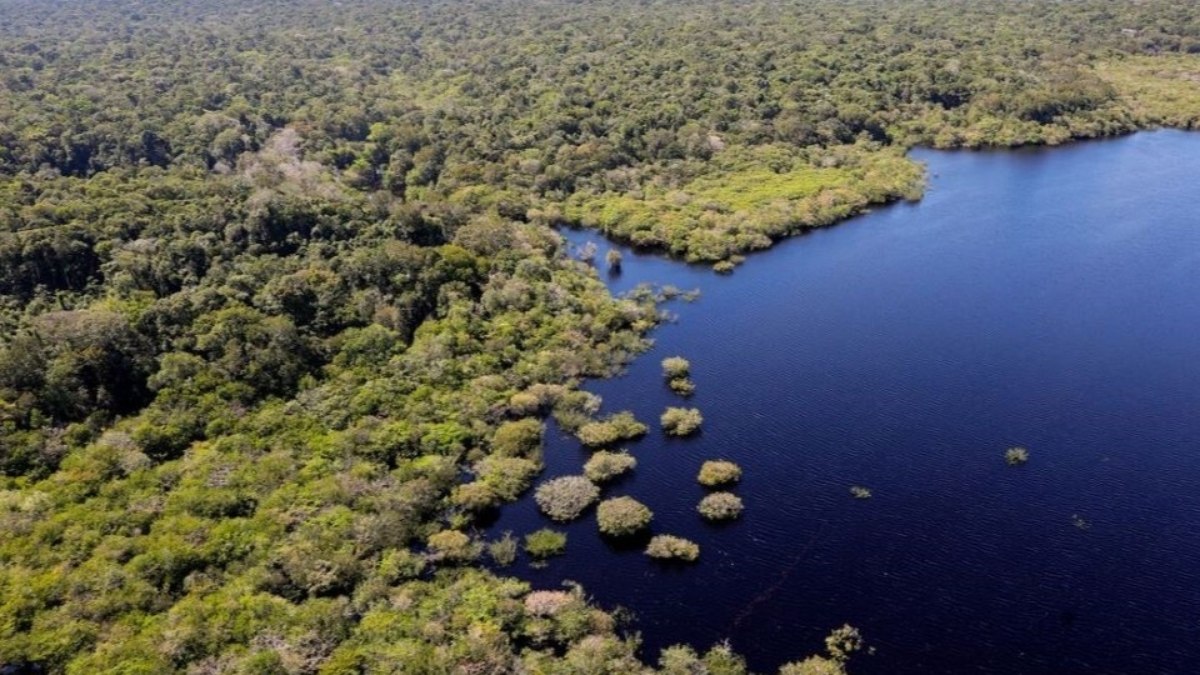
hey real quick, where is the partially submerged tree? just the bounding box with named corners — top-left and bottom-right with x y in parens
top-left (661, 407), bottom-right (703, 436)
top-left (597, 496), bottom-right (653, 536)
top-left (535, 476), bottom-right (601, 521)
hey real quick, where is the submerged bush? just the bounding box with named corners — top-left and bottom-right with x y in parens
top-left (645, 535), bottom-right (700, 562)
top-left (584, 450), bottom-right (637, 483)
top-left (534, 475), bottom-right (600, 521)
top-left (661, 407), bottom-right (703, 436)
top-left (597, 496), bottom-right (653, 536)
top-left (697, 492), bottom-right (744, 520)
top-left (606, 249), bottom-right (623, 271)
top-left (849, 485), bottom-right (872, 499)
top-left (451, 481), bottom-right (501, 511)
top-left (697, 460), bottom-right (742, 487)
top-left (577, 411), bottom-right (648, 448)
top-left (525, 528), bottom-right (568, 559)
top-left (489, 532), bottom-right (519, 567)
top-left (668, 377), bottom-right (696, 396)
top-left (661, 356), bottom-right (691, 379)
top-left (492, 418), bottom-right (544, 457)
top-left (1005, 446), bottom-right (1030, 466)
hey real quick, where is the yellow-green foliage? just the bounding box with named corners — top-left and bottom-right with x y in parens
top-left (645, 535), bottom-right (700, 562)
top-left (563, 145), bottom-right (924, 264)
top-left (1097, 55), bottom-right (1200, 129)
top-left (697, 460), bottom-right (742, 487)
top-left (596, 496), bottom-right (653, 536)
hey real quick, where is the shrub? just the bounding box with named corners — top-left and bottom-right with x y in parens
top-left (597, 496), bottom-right (653, 536)
top-left (849, 485), bottom-right (872, 499)
top-left (645, 535), bottom-right (700, 562)
top-left (713, 260), bottom-right (735, 274)
top-left (606, 249), bottom-right (623, 270)
top-left (427, 530), bottom-right (478, 563)
top-left (697, 492), bottom-right (743, 520)
top-left (451, 481), bottom-right (501, 511)
top-left (524, 528), bottom-right (567, 559)
top-left (1005, 446), bottom-right (1030, 466)
top-left (668, 377), bottom-right (696, 396)
top-left (475, 456), bottom-right (541, 500)
top-left (488, 532), bottom-right (518, 567)
top-left (577, 411), bottom-right (648, 447)
top-left (661, 356), bottom-right (691, 379)
top-left (583, 450), bottom-right (637, 483)
top-left (534, 476), bottom-right (600, 521)
top-left (492, 418), bottom-right (543, 457)
top-left (661, 407), bottom-right (703, 436)
top-left (697, 460), bottom-right (741, 487)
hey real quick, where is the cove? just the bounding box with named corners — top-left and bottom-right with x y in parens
top-left (485, 130), bottom-right (1200, 674)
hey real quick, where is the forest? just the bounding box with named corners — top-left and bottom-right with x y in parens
top-left (0, 0), bottom-right (1198, 672)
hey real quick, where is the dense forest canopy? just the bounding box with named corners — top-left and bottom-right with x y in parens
top-left (0, 0), bottom-right (1197, 672)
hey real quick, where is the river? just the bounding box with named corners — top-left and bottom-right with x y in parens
top-left (486, 130), bottom-right (1200, 674)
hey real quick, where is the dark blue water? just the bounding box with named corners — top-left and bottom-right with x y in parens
top-left (486, 131), bottom-right (1200, 674)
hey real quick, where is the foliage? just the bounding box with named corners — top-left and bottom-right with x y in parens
top-left (1005, 447), bottom-right (1031, 466)
top-left (645, 535), bottom-right (700, 562)
top-left (534, 476), bottom-right (601, 522)
top-left (524, 529), bottom-right (568, 560)
top-left (583, 450), bottom-right (638, 483)
top-left (849, 486), bottom-right (873, 499)
top-left (661, 407), bottom-right (704, 436)
top-left (596, 496), bottom-right (654, 536)
top-left (576, 411), bottom-right (649, 448)
top-left (698, 460), bottom-right (742, 487)
top-left (488, 532), bottom-right (519, 567)
top-left (0, 0), bottom-right (1195, 670)
top-left (697, 492), bottom-right (745, 521)
top-left (662, 357), bottom-right (691, 379)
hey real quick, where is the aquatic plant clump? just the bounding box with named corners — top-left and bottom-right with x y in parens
top-left (1005, 446), bottom-right (1030, 465)
top-left (488, 532), bottom-right (519, 567)
top-left (661, 407), bottom-right (703, 436)
top-left (583, 450), bottom-right (637, 483)
top-left (697, 492), bottom-right (744, 520)
top-left (697, 460), bottom-right (742, 487)
top-left (849, 485), bottom-right (873, 499)
top-left (577, 411), bottom-right (649, 448)
top-left (597, 496), bottom-right (654, 536)
top-left (668, 377), bottom-right (697, 396)
top-left (645, 535), bottom-right (700, 562)
top-left (661, 356), bottom-right (691, 379)
top-left (524, 528), bottom-right (568, 559)
top-left (534, 476), bottom-right (601, 521)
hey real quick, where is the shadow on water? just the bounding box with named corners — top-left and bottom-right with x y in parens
top-left (487, 131), bottom-right (1200, 674)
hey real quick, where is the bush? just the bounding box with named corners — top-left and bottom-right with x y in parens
top-left (524, 528), bottom-right (568, 559)
top-left (849, 485), bottom-right (872, 499)
top-left (577, 411), bottom-right (648, 448)
top-left (645, 535), bottom-right (700, 562)
top-left (597, 496), bottom-right (653, 536)
top-left (475, 456), bottom-right (542, 500)
top-left (452, 481), bottom-right (501, 511)
top-left (427, 530), bottom-right (479, 563)
top-left (668, 377), bottom-right (696, 396)
top-left (697, 492), bottom-right (743, 520)
top-left (697, 460), bottom-right (741, 487)
top-left (661, 356), bottom-right (691, 379)
top-left (492, 418), bottom-right (544, 457)
top-left (1005, 446), bottom-right (1030, 466)
top-left (661, 407), bottom-right (703, 436)
top-left (534, 476), bottom-right (600, 521)
top-left (583, 450), bottom-right (637, 483)
top-left (489, 532), bottom-right (518, 566)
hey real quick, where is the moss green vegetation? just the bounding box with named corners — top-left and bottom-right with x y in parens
top-left (576, 411), bottom-right (650, 448)
top-left (597, 496), bottom-right (654, 536)
top-left (662, 407), bottom-right (705, 436)
top-left (698, 492), bottom-right (745, 521)
top-left (0, 0), bottom-right (1196, 670)
top-left (1097, 56), bottom-right (1200, 129)
top-left (698, 460), bottom-right (743, 487)
top-left (524, 529), bottom-right (568, 560)
top-left (646, 535), bottom-right (701, 562)
top-left (1005, 447), bottom-right (1031, 466)
top-left (583, 450), bottom-right (638, 483)
top-left (534, 476), bottom-right (601, 522)
top-left (662, 356), bottom-right (697, 395)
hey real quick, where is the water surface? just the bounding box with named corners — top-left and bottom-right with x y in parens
top-left (488, 131), bottom-right (1200, 674)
